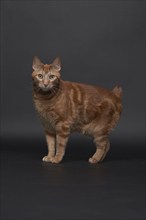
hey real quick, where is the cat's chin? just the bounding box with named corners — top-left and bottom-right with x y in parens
top-left (40, 87), bottom-right (51, 92)
top-left (42, 88), bottom-right (50, 92)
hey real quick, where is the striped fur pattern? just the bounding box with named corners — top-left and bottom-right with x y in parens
top-left (32, 56), bottom-right (122, 163)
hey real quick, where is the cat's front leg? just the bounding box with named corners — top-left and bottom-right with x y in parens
top-left (42, 132), bottom-right (56, 162)
top-left (51, 132), bottom-right (69, 163)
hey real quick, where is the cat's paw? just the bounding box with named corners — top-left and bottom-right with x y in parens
top-left (51, 156), bottom-right (62, 164)
top-left (89, 157), bottom-right (98, 164)
top-left (42, 155), bottom-right (53, 162)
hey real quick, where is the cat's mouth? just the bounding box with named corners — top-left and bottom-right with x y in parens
top-left (41, 86), bottom-right (50, 92)
top-left (39, 84), bottom-right (53, 92)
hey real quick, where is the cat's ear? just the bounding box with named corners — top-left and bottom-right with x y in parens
top-left (52, 57), bottom-right (61, 71)
top-left (32, 56), bottom-right (43, 71)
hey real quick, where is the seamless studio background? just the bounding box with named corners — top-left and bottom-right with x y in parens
top-left (0, 1), bottom-right (145, 220)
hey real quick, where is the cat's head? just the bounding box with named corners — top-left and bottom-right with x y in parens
top-left (32, 56), bottom-right (61, 92)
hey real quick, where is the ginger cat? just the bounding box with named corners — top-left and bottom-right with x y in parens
top-left (32, 56), bottom-right (122, 163)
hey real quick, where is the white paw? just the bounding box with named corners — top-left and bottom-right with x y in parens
top-left (42, 155), bottom-right (53, 162)
top-left (89, 157), bottom-right (98, 164)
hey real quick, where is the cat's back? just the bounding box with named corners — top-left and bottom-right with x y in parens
top-left (63, 80), bottom-right (122, 122)
top-left (63, 80), bottom-right (121, 105)
top-left (62, 80), bottom-right (122, 134)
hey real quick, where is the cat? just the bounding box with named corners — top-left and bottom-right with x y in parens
top-left (32, 56), bottom-right (122, 164)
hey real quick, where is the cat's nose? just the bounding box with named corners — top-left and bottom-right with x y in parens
top-left (43, 81), bottom-right (48, 87)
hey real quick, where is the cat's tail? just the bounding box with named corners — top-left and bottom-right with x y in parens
top-left (112, 85), bottom-right (122, 98)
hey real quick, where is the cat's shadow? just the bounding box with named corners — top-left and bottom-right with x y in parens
top-left (62, 138), bottom-right (145, 162)
top-left (1, 137), bottom-right (145, 163)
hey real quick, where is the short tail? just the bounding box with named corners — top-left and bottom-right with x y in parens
top-left (112, 85), bottom-right (122, 98)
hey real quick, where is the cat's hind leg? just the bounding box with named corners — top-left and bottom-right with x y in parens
top-left (42, 132), bottom-right (56, 162)
top-left (89, 135), bottom-right (110, 164)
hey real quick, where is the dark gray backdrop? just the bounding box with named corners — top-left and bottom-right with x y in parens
top-left (0, 2), bottom-right (145, 220)
top-left (0, 1), bottom-right (145, 142)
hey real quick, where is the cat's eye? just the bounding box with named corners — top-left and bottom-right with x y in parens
top-left (49, 75), bottom-right (55, 80)
top-left (38, 74), bottom-right (43, 79)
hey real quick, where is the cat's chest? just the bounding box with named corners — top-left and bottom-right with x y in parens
top-left (34, 100), bottom-right (57, 131)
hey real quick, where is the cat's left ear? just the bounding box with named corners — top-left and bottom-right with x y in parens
top-left (52, 57), bottom-right (61, 71)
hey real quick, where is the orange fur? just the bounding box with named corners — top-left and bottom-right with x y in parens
top-left (32, 57), bottom-right (122, 163)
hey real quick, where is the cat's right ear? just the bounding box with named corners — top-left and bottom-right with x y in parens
top-left (32, 56), bottom-right (43, 71)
